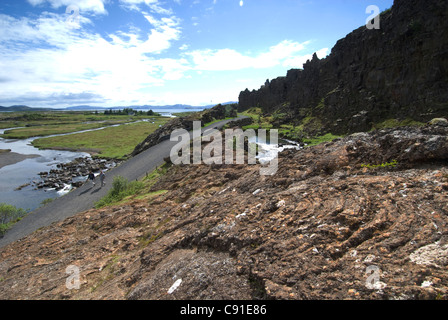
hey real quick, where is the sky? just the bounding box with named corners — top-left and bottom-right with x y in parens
top-left (0, 0), bottom-right (394, 108)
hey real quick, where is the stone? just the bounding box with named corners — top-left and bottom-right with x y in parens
top-left (429, 118), bottom-right (448, 127)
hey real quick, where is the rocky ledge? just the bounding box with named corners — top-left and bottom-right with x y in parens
top-left (34, 157), bottom-right (122, 191)
top-left (0, 123), bottom-right (447, 300)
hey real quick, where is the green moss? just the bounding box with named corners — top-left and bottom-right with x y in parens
top-left (361, 159), bottom-right (398, 170)
top-left (90, 254), bottom-right (122, 292)
top-left (372, 118), bottom-right (425, 130)
top-left (134, 190), bottom-right (168, 202)
top-left (303, 133), bottom-right (342, 147)
top-left (315, 97), bottom-right (326, 110)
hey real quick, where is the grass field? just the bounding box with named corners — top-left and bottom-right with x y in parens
top-left (32, 119), bottom-right (169, 159)
top-left (0, 110), bottom-right (172, 159)
top-left (1, 120), bottom-right (136, 139)
top-left (0, 111), bottom-right (162, 138)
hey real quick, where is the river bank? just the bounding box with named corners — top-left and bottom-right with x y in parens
top-left (34, 156), bottom-right (123, 191)
top-left (0, 149), bottom-right (39, 170)
top-left (0, 116), bottom-right (171, 211)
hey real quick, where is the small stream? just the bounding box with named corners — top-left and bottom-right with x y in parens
top-left (248, 135), bottom-right (302, 164)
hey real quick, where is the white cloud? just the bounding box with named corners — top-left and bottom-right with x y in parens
top-left (0, 12), bottom-right (185, 107)
top-left (282, 47), bottom-right (329, 68)
top-left (27, 0), bottom-right (108, 15)
top-left (187, 48), bottom-right (252, 71)
top-left (186, 40), bottom-right (324, 71)
top-left (140, 15), bottom-right (182, 53)
top-left (179, 44), bottom-right (189, 50)
top-left (0, 1), bottom-right (330, 108)
top-left (119, 0), bottom-right (173, 15)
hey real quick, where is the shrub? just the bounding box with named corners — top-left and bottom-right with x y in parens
top-left (0, 203), bottom-right (28, 236)
top-left (95, 176), bottom-right (145, 208)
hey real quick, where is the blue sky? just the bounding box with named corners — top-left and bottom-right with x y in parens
top-left (0, 0), bottom-right (393, 108)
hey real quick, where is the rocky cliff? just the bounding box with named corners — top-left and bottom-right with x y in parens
top-left (0, 122), bottom-right (447, 300)
top-left (238, 0), bottom-right (448, 135)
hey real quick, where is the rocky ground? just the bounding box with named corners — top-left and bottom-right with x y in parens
top-left (33, 157), bottom-right (122, 191)
top-left (0, 123), bottom-right (447, 300)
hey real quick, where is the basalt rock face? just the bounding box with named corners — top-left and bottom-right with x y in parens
top-left (238, 0), bottom-right (448, 135)
top-left (0, 123), bottom-right (447, 300)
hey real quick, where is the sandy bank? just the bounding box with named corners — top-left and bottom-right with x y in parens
top-left (0, 149), bottom-right (40, 169)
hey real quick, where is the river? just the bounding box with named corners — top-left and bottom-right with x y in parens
top-left (0, 109), bottom-right (203, 212)
top-left (0, 119), bottom-right (160, 211)
top-left (0, 114), bottom-right (301, 212)
top-left (0, 127), bottom-right (91, 211)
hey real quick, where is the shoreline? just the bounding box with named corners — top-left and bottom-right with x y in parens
top-left (0, 149), bottom-right (40, 170)
top-left (32, 145), bottom-right (103, 157)
top-left (35, 156), bottom-right (123, 191)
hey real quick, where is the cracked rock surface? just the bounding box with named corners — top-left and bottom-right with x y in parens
top-left (0, 124), bottom-right (447, 300)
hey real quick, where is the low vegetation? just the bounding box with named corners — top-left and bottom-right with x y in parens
top-left (0, 110), bottom-right (168, 139)
top-left (94, 176), bottom-right (146, 208)
top-left (371, 118), bottom-right (425, 131)
top-left (361, 159), bottom-right (399, 170)
top-left (95, 162), bottom-right (171, 208)
top-left (0, 203), bottom-right (28, 236)
top-left (32, 120), bottom-right (170, 159)
top-left (240, 107), bottom-right (342, 147)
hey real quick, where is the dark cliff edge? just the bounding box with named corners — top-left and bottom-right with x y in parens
top-left (238, 0), bottom-right (448, 135)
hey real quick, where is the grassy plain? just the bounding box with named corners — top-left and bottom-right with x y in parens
top-left (32, 119), bottom-right (169, 159)
top-left (0, 111), bottom-right (162, 138)
top-left (0, 111), bottom-right (171, 159)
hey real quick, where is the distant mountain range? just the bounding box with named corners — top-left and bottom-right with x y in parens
top-left (0, 102), bottom-right (237, 112)
top-left (0, 105), bottom-right (53, 112)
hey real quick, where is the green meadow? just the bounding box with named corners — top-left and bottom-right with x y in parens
top-left (0, 111), bottom-right (171, 159)
top-left (32, 119), bottom-right (169, 159)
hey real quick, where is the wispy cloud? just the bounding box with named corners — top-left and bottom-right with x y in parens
top-left (27, 0), bottom-right (108, 15)
top-left (141, 14), bottom-right (182, 53)
top-left (0, 8), bottom-right (184, 107)
top-left (185, 40), bottom-right (326, 71)
top-left (119, 0), bottom-right (173, 15)
top-left (1, 1), bottom-right (332, 107)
